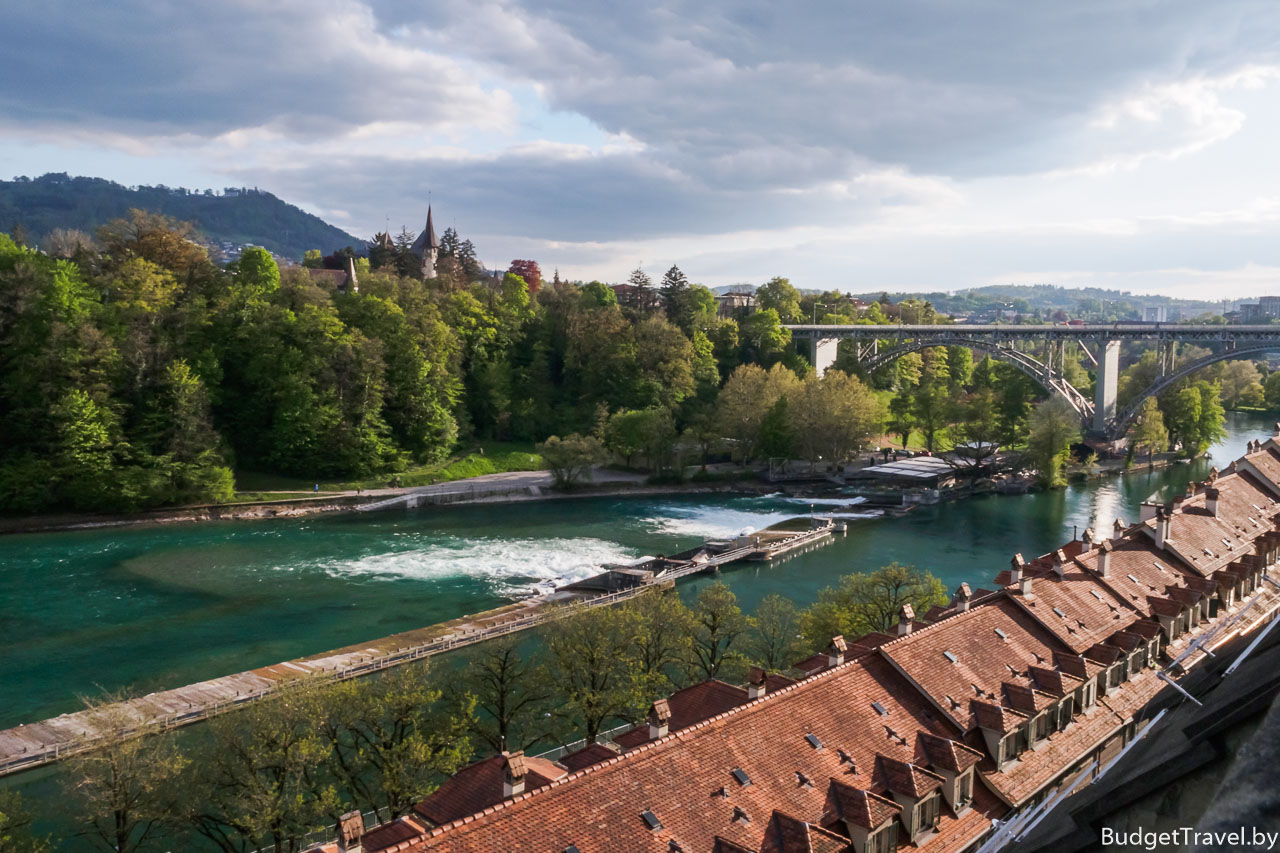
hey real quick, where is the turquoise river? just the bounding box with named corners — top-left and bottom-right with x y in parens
top-left (0, 411), bottom-right (1272, 845)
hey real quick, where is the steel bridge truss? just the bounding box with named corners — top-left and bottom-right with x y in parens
top-left (785, 324), bottom-right (1280, 439)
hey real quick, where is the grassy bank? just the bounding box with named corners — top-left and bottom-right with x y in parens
top-left (233, 441), bottom-right (545, 495)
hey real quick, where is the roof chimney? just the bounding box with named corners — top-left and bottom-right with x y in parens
top-left (1274, 421), bottom-right (1280, 437)
top-left (1112, 518), bottom-right (1126, 543)
top-left (338, 811), bottom-right (364, 853)
top-left (1154, 506), bottom-right (1172, 551)
top-left (1010, 553), bottom-right (1025, 584)
top-left (1018, 575), bottom-right (1034, 597)
top-left (1081, 528), bottom-right (1095, 552)
top-left (1186, 481), bottom-right (1197, 498)
top-left (1208, 466), bottom-right (1219, 483)
top-left (1052, 549), bottom-right (1067, 579)
top-left (1097, 539), bottom-right (1113, 577)
top-left (747, 666), bottom-right (767, 700)
top-left (827, 635), bottom-right (848, 666)
top-left (648, 698), bottom-right (671, 740)
top-left (502, 751), bottom-right (527, 797)
top-left (953, 583), bottom-right (972, 612)
top-left (897, 604), bottom-right (915, 636)
top-left (1205, 487), bottom-right (1220, 518)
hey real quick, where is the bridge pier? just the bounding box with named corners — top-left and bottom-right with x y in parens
top-left (1094, 340), bottom-right (1120, 434)
top-left (810, 337), bottom-right (839, 377)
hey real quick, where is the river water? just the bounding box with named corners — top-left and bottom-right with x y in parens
top-left (0, 412), bottom-right (1270, 733)
top-left (0, 412), bottom-right (1272, 846)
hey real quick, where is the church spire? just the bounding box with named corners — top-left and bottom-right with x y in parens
top-left (425, 205), bottom-right (440, 250)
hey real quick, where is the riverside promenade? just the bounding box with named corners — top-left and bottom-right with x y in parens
top-left (0, 516), bottom-right (844, 778)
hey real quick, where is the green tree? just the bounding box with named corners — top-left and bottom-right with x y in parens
top-left (911, 381), bottom-right (950, 453)
top-left (888, 389), bottom-right (916, 449)
top-left (737, 308), bottom-right (792, 366)
top-left (689, 581), bottom-right (753, 682)
top-left (747, 594), bottom-right (804, 671)
top-left (791, 371), bottom-right (884, 470)
top-left (545, 605), bottom-right (649, 743)
top-left (758, 396), bottom-right (796, 460)
top-left (64, 697), bottom-right (187, 853)
top-left (0, 790), bottom-right (48, 853)
top-left (799, 564), bottom-right (947, 650)
top-left (715, 363), bottom-right (800, 463)
top-left (315, 663), bottom-right (473, 821)
top-left (1027, 397), bottom-right (1081, 487)
top-left (625, 588), bottom-right (696, 691)
top-left (754, 277), bottom-right (802, 323)
top-left (538, 434), bottom-right (606, 489)
top-left (301, 249), bottom-right (323, 269)
top-left (1264, 372), bottom-right (1280, 409)
top-left (452, 638), bottom-right (550, 753)
top-left (1129, 396), bottom-right (1169, 467)
top-left (948, 388), bottom-right (1002, 473)
top-left (184, 681), bottom-right (337, 851)
top-left (1194, 381), bottom-right (1227, 455)
top-left (235, 247), bottom-right (280, 292)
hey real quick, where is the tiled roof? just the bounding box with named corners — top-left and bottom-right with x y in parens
top-left (1004, 558), bottom-right (1137, 652)
top-left (876, 754), bottom-right (945, 798)
top-left (1239, 446), bottom-right (1280, 496)
top-left (759, 811), bottom-right (850, 853)
top-left (1073, 538), bottom-right (1190, 618)
top-left (919, 731), bottom-right (984, 774)
top-left (411, 753), bottom-right (564, 826)
top-left (971, 700), bottom-right (1026, 734)
top-left (879, 596), bottom-right (1072, 730)
top-left (559, 743), bottom-right (619, 773)
top-left (399, 655), bottom-right (1002, 851)
top-left (364, 817), bottom-right (428, 851)
top-left (615, 680), bottom-right (749, 749)
top-left (823, 779), bottom-right (901, 829)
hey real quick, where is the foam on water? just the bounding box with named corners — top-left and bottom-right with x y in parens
top-left (322, 535), bottom-right (639, 596)
top-left (643, 504), bottom-right (799, 539)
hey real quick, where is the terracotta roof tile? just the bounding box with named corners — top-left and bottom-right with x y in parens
top-left (615, 681), bottom-right (749, 749)
top-left (558, 743), bottom-right (618, 773)
top-left (879, 596), bottom-right (1072, 730)
top-left (918, 732), bottom-right (984, 774)
top-left (412, 754), bottom-right (563, 826)
top-left (401, 655), bottom-right (1002, 851)
top-left (875, 754), bottom-right (945, 798)
top-left (759, 811), bottom-right (849, 853)
top-left (823, 779), bottom-right (901, 829)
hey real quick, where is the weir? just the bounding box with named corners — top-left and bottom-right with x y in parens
top-left (0, 514), bottom-right (847, 778)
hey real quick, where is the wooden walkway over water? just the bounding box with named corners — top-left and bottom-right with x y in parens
top-left (0, 517), bottom-right (842, 777)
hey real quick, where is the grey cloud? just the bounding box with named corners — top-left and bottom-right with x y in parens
top-left (1, 0), bottom-right (506, 139)
top-left (420, 0), bottom-right (1280, 181)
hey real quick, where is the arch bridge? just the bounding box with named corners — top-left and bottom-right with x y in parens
top-left (783, 324), bottom-right (1280, 439)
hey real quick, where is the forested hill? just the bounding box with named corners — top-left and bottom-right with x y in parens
top-left (0, 173), bottom-right (362, 259)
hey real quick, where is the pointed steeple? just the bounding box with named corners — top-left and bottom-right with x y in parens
top-left (424, 205), bottom-right (439, 250)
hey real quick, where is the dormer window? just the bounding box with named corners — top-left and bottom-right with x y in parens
top-left (956, 770), bottom-right (973, 808)
top-left (913, 792), bottom-right (941, 837)
top-left (866, 822), bottom-right (899, 853)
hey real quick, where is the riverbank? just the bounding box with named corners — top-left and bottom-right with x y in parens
top-left (0, 471), bottom-right (777, 536)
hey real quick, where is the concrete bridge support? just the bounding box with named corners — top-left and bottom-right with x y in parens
top-left (1093, 339), bottom-right (1120, 434)
top-left (811, 337), bottom-right (839, 377)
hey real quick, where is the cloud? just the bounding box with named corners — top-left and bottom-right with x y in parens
top-left (3, 0), bottom-right (1280, 294)
top-left (0, 0), bottom-right (513, 141)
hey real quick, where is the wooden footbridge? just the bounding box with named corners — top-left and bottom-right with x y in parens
top-left (0, 516), bottom-right (845, 778)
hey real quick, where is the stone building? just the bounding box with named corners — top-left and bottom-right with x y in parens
top-left (410, 205), bottom-right (440, 279)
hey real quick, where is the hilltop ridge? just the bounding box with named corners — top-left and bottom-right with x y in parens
top-left (0, 173), bottom-right (363, 260)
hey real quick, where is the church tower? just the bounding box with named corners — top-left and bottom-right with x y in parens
top-left (410, 205), bottom-right (440, 278)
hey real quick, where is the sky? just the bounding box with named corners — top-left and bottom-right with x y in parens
top-left (3, 1), bottom-right (1280, 298)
